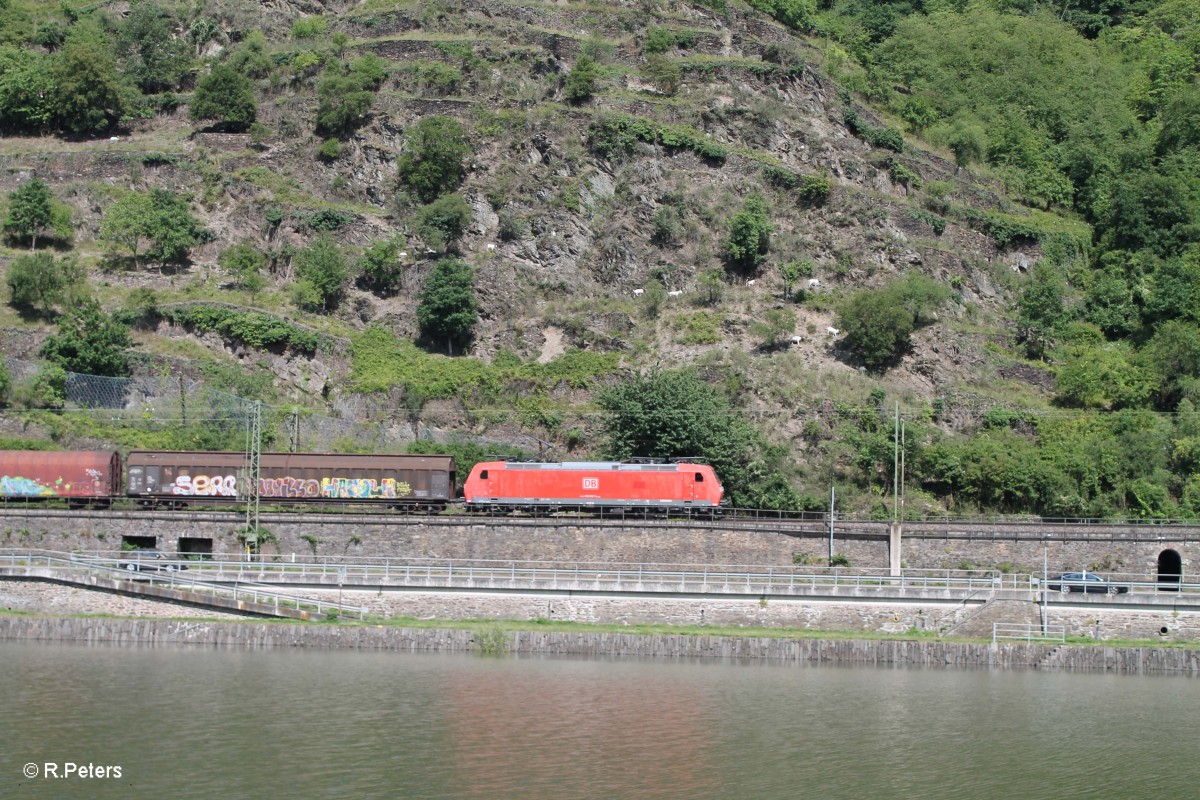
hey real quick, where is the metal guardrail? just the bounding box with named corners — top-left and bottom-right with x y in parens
top-left (6, 549), bottom-right (1200, 601)
top-left (994, 622), bottom-right (1066, 644)
top-left (0, 551), bottom-right (367, 620)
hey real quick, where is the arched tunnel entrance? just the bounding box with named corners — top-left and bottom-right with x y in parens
top-left (1157, 549), bottom-right (1183, 592)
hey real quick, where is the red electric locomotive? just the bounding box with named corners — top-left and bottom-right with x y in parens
top-left (463, 459), bottom-right (725, 515)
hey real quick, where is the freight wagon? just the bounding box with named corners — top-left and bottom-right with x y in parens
top-left (462, 459), bottom-right (725, 515)
top-left (0, 450), bottom-right (121, 508)
top-left (126, 450), bottom-right (457, 511)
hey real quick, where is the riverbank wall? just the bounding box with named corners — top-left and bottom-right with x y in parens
top-left (2, 616), bottom-right (1197, 674)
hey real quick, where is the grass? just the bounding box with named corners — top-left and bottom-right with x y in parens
top-left (6, 609), bottom-right (1197, 650)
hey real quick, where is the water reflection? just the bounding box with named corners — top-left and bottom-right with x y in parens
top-left (0, 643), bottom-right (1196, 800)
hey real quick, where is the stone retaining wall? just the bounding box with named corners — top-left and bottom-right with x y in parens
top-left (2, 616), bottom-right (1197, 673)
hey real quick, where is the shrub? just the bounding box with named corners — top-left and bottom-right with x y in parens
top-left (725, 195), bottom-right (772, 272)
top-left (398, 116), bottom-right (470, 203)
top-left (190, 66), bottom-right (256, 132)
top-left (798, 173), bottom-right (832, 206)
top-left (7, 252), bottom-right (84, 317)
top-left (291, 16), bottom-right (328, 38)
top-left (293, 234), bottom-right (350, 311)
top-left (217, 243), bottom-right (267, 294)
top-left (317, 138), bottom-right (341, 161)
top-left (357, 238), bottom-right (406, 296)
top-left (564, 54), bottom-right (601, 104)
top-left (415, 194), bottom-right (472, 251)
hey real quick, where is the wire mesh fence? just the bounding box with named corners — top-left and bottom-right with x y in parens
top-left (0, 358), bottom-right (574, 457)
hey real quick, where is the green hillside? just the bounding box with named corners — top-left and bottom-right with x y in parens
top-left (0, 0), bottom-right (1196, 518)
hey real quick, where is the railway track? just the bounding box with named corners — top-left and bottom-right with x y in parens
top-left (2, 504), bottom-right (1200, 541)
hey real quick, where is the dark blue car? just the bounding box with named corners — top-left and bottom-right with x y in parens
top-left (1048, 571), bottom-right (1127, 594)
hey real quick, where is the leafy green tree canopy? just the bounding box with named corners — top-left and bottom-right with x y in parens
top-left (836, 274), bottom-right (950, 371)
top-left (293, 234), bottom-right (350, 312)
top-left (52, 21), bottom-right (127, 135)
top-left (116, 1), bottom-right (190, 93)
top-left (416, 257), bottom-right (478, 354)
top-left (6, 252), bottom-right (84, 318)
top-left (40, 298), bottom-right (132, 377)
top-left (598, 368), bottom-right (804, 509)
top-left (3, 178), bottom-right (53, 249)
top-left (397, 116), bottom-right (470, 203)
top-left (99, 189), bottom-right (206, 268)
top-left (725, 194), bottom-right (772, 273)
top-left (190, 65), bottom-right (256, 131)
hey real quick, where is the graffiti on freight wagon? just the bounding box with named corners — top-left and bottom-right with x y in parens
top-left (168, 473), bottom-right (413, 499)
top-left (0, 475), bottom-right (59, 497)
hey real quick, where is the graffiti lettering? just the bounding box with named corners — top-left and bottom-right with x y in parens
top-left (172, 474), bottom-right (238, 497)
top-left (166, 473), bottom-right (413, 500)
top-left (320, 477), bottom-right (411, 499)
top-left (259, 477), bottom-right (321, 498)
top-left (0, 475), bottom-right (57, 497)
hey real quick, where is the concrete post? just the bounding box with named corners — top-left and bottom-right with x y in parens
top-left (889, 521), bottom-right (902, 577)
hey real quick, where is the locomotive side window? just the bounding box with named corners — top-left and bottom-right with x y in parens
top-left (480, 470), bottom-right (488, 479)
top-left (695, 473), bottom-right (704, 481)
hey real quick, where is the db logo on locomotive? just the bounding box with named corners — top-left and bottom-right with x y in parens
top-left (582, 478), bottom-right (599, 490)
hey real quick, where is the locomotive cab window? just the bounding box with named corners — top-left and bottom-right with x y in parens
top-left (479, 470), bottom-right (488, 479)
top-left (695, 473), bottom-right (704, 481)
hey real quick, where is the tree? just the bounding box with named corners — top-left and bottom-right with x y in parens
top-left (2, 178), bottom-right (52, 249)
top-left (315, 66), bottom-right (374, 136)
top-left (116, 1), bottom-right (190, 93)
top-left (598, 368), bottom-right (804, 509)
top-left (52, 23), bottom-right (127, 135)
top-left (293, 234), bottom-right (350, 312)
top-left (642, 54), bottom-right (680, 96)
top-left (99, 189), bottom-right (205, 268)
top-left (564, 54), bottom-right (601, 103)
top-left (6, 252), bottom-right (84, 317)
top-left (697, 269), bottom-right (725, 306)
top-left (40, 298), bottom-right (132, 377)
top-left (189, 65), bottom-right (256, 131)
top-left (357, 238), bottom-right (406, 296)
top-left (779, 259), bottom-right (812, 300)
top-left (218, 242), bottom-right (267, 295)
top-left (414, 193), bottom-right (472, 252)
top-left (836, 275), bottom-right (950, 371)
top-left (1016, 264), bottom-right (1069, 360)
top-left (0, 48), bottom-right (55, 133)
top-left (397, 116), bottom-right (470, 203)
top-left (227, 31), bottom-right (273, 79)
top-left (725, 195), bottom-right (772, 273)
top-left (417, 257), bottom-right (478, 354)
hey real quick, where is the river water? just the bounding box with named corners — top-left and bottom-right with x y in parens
top-left (1, 641), bottom-right (1196, 799)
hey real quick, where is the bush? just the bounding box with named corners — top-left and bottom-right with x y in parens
top-left (292, 16), bottom-right (328, 38)
top-left (725, 195), bottom-right (772, 272)
top-left (190, 66), bottom-right (256, 132)
top-left (798, 173), bottom-right (832, 206)
top-left (564, 54), bottom-right (601, 104)
top-left (415, 194), bottom-right (472, 251)
top-left (162, 304), bottom-right (320, 353)
top-left (293, 234), bottom-right (350, 311)
top-left (398, 116), bottom-right (470, 203)
top-left (315, 67), bottom-right (375, 136)
top-left (217, 243), bottom-right (267, 294)
top-left (6, 252), bottom-right (84, 317)
top-left (40, 299), bottom-right (132, 377)
top-left (357, 238), bottom-right (406, 296)
top-left (836, 275), bottom-right (951, 371)
top-left (317, 138), bottom-right (341, 161)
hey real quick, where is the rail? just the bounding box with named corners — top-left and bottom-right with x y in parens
top-left (993, 622), bottom-right (1066, 644)
top-left (0, 551), bottom-right (367, 620)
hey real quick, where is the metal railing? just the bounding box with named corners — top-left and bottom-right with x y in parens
top-left (0, 551), bottom-right (367, 620)
top-left (993, 622), bottom-right (1066, 644)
